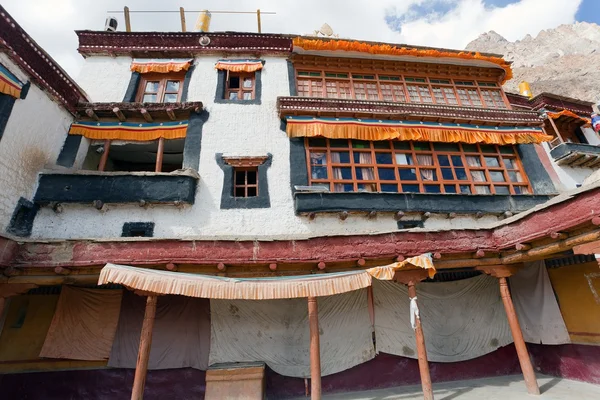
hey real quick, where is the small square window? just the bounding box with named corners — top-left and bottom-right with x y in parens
top-left (136, 73), bottom-right (184, 103)
top-left (233, 167), bottom-right (259, 198)
top-left (226, 72), bottom-right (255, 101)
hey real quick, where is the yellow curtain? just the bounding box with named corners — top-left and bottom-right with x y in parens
top-left (547, 110), bottom-right (591, 126)
top-left (287, 121), bottom-right (552, 145)
top-left (215, 61), bottom-right (263, 73)
top-left (293, 37), bottom-right (513, 83)
top-left (130, 60), bottom-right (191, 74)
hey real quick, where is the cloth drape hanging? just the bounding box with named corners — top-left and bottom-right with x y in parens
top-left (68, 120), bottom-right (189, 141)
top-left (214, 60), bottom-right (263, 73)
top-left (108, 291), bottom-right (210, 370)
top-left (98, 255), bottom-right (435, 300)
top-left (0, 63), bottom-right (24, 98)
top-left (39, 287), bottom-right (122, 361)
top-left (292, 37), bottom-right (513, 83)
top-left (509, 261), bottom-right (570, 344)
top-left (373, 275), bottom-right (513, 363)
top-left (130, 59), bottom-right (192, 74)
top-left (209, 289), bottom-right (375, 378)
top-left (286, 117), bottom-right (552, 145)
top-left (547, 110), bottom-right (591, 126)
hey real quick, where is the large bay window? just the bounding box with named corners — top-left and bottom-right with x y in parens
top-left (306, 139), bottom-right (531, 195)
top-left (296, 70), bottom-right (508, 109)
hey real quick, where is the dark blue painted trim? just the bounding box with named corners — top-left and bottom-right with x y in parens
top-left (56, 134), bottom-right (83, 168)
top-left (180, 65), bottom-right (195, 102)
top-left (0, 93), bottom-right (16, 141)
top-left (517, 144), bottom-right (557, 195)
top-left (182, 110), bottom-right (209, 170)
top-left (122, 72), bottom-right (141, 102)
top-left (7, 197), bottom-right (39, 237)
top-left (216, 153), bottom-right (272, 209)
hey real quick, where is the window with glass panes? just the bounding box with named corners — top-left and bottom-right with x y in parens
top-left (225, 72), bottom-right (255, 100)
top-left (306, 139), bottom-right (531, 195)
top-left (137, 73), bottom-right (184, 103)
top-left (296, 69), bottom-right (508, 109)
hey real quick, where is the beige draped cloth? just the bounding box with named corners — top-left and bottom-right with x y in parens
top-left (39, 287), bottom-right (122, 360)
top-left (374, 275), bottom-right (513, 362)
top-left (108, 291), bottom-right (210, 370)
top-left (510, 261), bottom-right (570, 344)
top-left (209, 289), bottom-right (375, 378)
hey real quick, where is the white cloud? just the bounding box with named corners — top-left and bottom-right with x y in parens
top-left (1, 0), bottom-right (583, 77)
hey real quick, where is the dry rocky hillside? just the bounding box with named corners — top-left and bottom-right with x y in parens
top-left (466, 22), bottom-right (600, 103)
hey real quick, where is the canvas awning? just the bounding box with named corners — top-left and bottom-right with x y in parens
top-left (98, 254), bottom-right (435, 300)
top-left (130, 59), bottom-right (192, 74)
top-left (0, 63), bottom-right (24, 99)
top-left (214, 59), bottom-right (263, 73)
top-left (68, 120), bottom-right (188, 141)
top-left (286, 116), bottom-right (552, 145)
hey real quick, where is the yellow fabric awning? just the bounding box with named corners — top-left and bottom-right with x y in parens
top-left (98, 254), bottom-right (435, 300)
top-left (69, 121), bottom-right (188, 141)
top-left (0, 63), bottom-right (23, 99)
top-left (130, 59), bottom-right (192, 74)
top-left (215, 60), bottom-right (263, 73)
top-left (293, 37), bottom-right (513, 84)
top-left (286, 117), bottom-right (552, 145)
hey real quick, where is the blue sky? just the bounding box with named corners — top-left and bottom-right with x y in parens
top-left (577, 0), bottom-right (600, 24)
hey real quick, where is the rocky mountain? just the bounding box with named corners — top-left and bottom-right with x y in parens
top-left (466, 22), bottom-right (600, 103)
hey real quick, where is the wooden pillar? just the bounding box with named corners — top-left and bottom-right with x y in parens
top-left (124, 6), bottom-right (132, 32)
top-left (179, 7), bottom-right (186, 32)
top-left (131, 295), bottom-right (158, 400)
top-left (98, 140), bottom-right (111, 172)
top-left (548, 116), bottom-right (565, 144)
top-left (308, 296), bottom-right (321, 400)
top-left (395, 269), bottom-right (433, 400)
top-left (256, 9), bottom-right (262, 33)
top-left (155, 137), bottom-right (164, 172)
top-left (499, 277), bottom-right (540, 395)
top-left (407, 282), bottom-right (434, 400)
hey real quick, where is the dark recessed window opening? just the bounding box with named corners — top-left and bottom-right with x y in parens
top-left (234, 168), bottom-right (259, 197)
top-left (226, 72), bottom-right (255, 100)
top-left (83, 138), bottom-right (184, 172)
top-left (122, 222), bottom-right (155, 238)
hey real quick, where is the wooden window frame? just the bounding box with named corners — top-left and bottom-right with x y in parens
top-left (305, 139), bottom-right (532, 195)
top-left (233, 167), bottom-right (259, 197)
top-left (96, 137), bottom-right (170, 173)
top-left (136, 72), bottom-right (185, 103)
top-left (295, 67), bottom-right (511, 109)
top-left (225, 71), bottom-right (256, 101)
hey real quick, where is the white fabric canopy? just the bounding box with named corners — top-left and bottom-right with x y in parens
top-left (373, 275), bottom-right (513, 363)
top-left (510, 261), bottom-right (570, 344)
top-left (209, 289), bottom-right (375, 377)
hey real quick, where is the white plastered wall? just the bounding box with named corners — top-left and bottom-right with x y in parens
top-left (31, 55), bottom-right (491, 240)
top-left (0, 54), bottom-right (74, 233)
top-left (541, 125), bottom-right (600, 191)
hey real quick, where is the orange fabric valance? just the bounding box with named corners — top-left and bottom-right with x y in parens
top-left (286, 117), bottom-right (551, 145)
top-left (131, 59), bottom-right (192, 74)
top-left (215, 60), bottom-right (263, 73)
top-left (69, 121), bottom-right (188, 141)
top-left (547, 109), bottom-right (591, 126)
top-left (293, 37), bottom-right (513, 84)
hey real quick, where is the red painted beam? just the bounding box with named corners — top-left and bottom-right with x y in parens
top-left (0, 236), bottom-right (18, 268)
top-left (492, 189), bottom-right (600, 249)
top-left (11, 187), bottom-right (600, 269)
